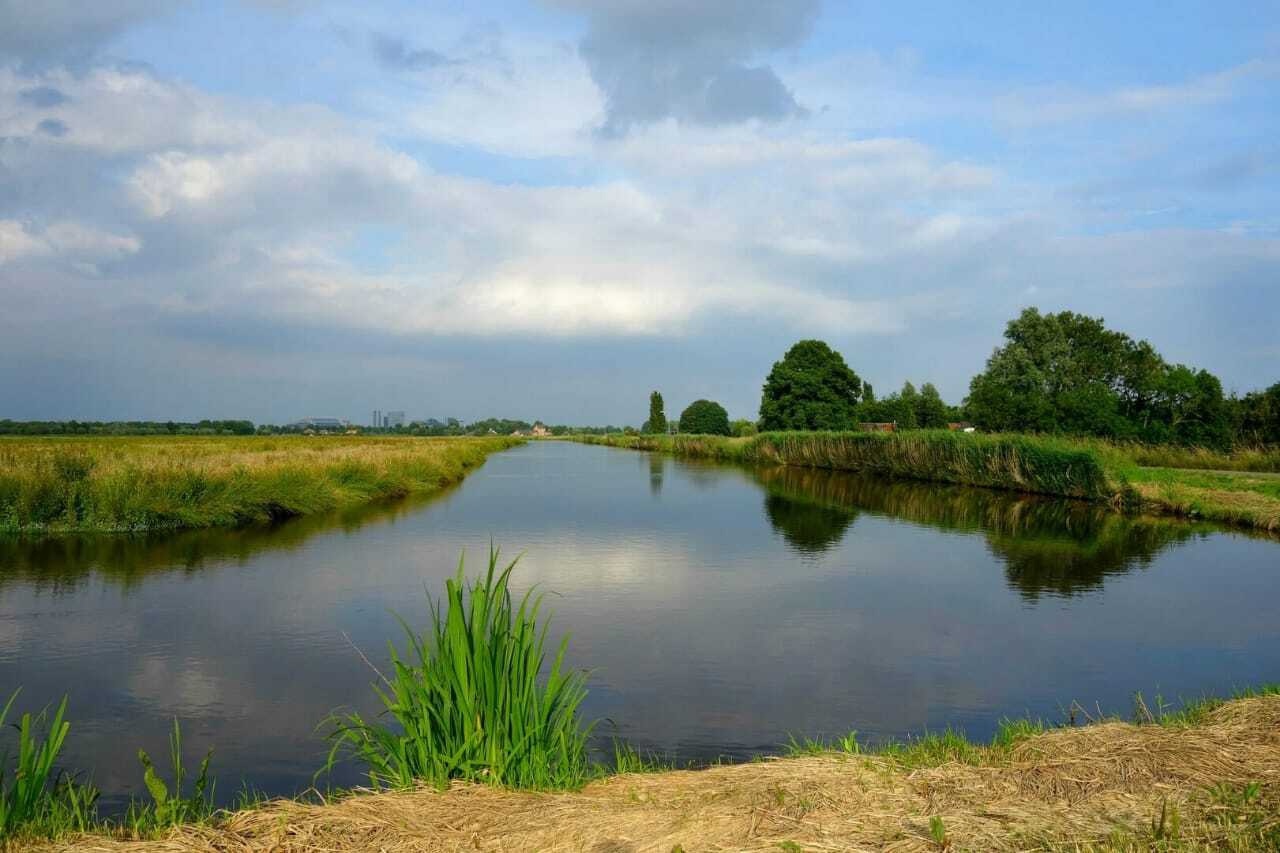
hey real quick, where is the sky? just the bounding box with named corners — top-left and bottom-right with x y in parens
top-left (1, 1), bottom-right (1277, 426)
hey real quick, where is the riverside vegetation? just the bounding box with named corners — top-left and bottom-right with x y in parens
top-left (0, 435), bottom-right (521, 535)
top-left (577, 430), bottom-right (1280, 532)
top-left (3, 552), bottom-right (1278, 851)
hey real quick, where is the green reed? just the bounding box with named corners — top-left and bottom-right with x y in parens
top-left (0, 691), bottom-right (98, 841)
top-left (578, 431), bottom-right (1118, 500)
top-left (323, 547), bottom-right (593, 791)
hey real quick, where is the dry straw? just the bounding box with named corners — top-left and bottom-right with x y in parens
top-left (32, 695), bottom-right (1280, 852)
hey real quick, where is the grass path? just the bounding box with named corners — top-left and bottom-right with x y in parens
top-left (26, 694), bottom-right (1280, 852)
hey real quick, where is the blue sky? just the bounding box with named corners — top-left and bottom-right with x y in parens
top-left (1, 1), bottom-right (1277, 425)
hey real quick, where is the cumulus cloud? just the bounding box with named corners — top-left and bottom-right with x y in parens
top-left (550, 0), bottom-right (817, 133)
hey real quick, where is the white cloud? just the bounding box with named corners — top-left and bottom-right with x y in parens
top-left (0, 219), bottom-right (138, 265)
top-left (997, 58), bottom-right (1280, 126)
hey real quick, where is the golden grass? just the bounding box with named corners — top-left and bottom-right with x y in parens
top-left (28, 695), bottom-right (1280, 852)
top-left (0, 436), bottom-right (522, 534)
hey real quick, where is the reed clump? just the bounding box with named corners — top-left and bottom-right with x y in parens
top-left (322, 548), bottom-right (592, 792)
top-left (0, 436), bottom-right (520, 535)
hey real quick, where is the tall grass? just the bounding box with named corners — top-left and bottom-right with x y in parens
top-left (323, 548), bottom-right (592, 791)
top-left (1121, 443), bottom-right (1280, 473)
top-left (579, 431), bottom-right (1118, 500)
top-left (0, 691), bottom-right (98, 841)
top-left (0, 436), bottom-right (521, 535)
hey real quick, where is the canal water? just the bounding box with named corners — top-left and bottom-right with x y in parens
top-left (1, 440), bottom-right (1277, 808)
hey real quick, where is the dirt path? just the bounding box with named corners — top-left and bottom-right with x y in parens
top-left (29, 695), bottom-right (1280, 853)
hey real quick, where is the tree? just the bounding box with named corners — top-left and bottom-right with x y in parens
top-left (916, 383), bottom-right (949, 428)
top-left (1235, 382), bottom-right (1280, 445)
top-left (679, 399), bottom-right (731, 435)
top-left (731, 418), bottom-right (758, 437)
top-left (759, 340), bottom-right (863, 431)
top-left (965, 307), bottom-right (1234, 446)
top-left (645, 391), bottom-right (667, 434)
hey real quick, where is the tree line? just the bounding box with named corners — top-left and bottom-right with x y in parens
top-left (645, 308), bottom-right (1279, 448)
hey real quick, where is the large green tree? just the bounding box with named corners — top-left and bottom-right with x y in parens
top-left (966, 308), bottom-right (1232, 447)
top-left (759, 340), bottom-right (863, 431)
top-left (679, 399), bottom-right (731, 435)
top-left (645, 391), bottom-right (667, 434)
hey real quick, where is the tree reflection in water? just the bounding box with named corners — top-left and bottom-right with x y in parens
top-left (752, 465), bottom-right (1217, 599)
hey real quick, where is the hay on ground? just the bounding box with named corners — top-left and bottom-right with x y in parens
top-left (32, 696), bottom-right (1280, 853)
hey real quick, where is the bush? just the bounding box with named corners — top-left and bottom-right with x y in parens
top-left (678, 400), bottom-right (731, 435)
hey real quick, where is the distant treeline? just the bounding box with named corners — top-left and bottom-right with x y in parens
top-left (0, 419), bottom-right (256, 436)
top-left (0, 418), bottom-right (625, 438)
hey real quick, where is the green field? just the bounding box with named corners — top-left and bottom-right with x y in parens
top-left (576, 431), bottom-right (1280, 532)
top-left (0, 435), bottom-right (521, 535)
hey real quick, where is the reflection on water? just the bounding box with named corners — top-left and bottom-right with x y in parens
top-left (751, 465), bottom-right (1204, 598)
top-left (1, 441), bottom-right (1277, 811)
top-left (0, 487), bottom-right (457, 594)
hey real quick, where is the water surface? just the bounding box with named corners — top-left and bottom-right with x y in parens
top-left (1, 441), bottom-right (1277, 808)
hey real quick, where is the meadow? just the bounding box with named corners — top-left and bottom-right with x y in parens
top-left (576, 431), bottom-right (1280, 532)
top-left (0, 435), bottom-right (521, 535)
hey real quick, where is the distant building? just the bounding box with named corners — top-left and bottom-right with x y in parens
top-left (292, 417), bottom-right (345, 433)
top-left (385, 411), bottom-right (405, 428)
top-left (858, 422), bottom-right (897, 432)
top-left (947, 422), bottom-right (976, 433)
top-left (530, 422), bottom-right (550, 437)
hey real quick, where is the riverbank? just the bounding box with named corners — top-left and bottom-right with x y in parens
top-left (574, 432), bottom-right (1280, 532)
top-left (23, 691), bottom-right (1280, 852)
top-left (0, 436), bottom-right (522, 535)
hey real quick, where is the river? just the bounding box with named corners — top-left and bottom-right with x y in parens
top-left (1, 440), bottom-right (1277, 809)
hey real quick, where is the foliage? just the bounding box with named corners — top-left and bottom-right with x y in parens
top-left (965, 308), bottom-right (1234, 448)
top-left (1234, 381), bottom-right (1280, 445)
top-left (126, 719), bottom-right (216, 834)
top-left (730, 419), bottom-right (758, 437)
top-left (678, 400), bottom-right (731, 436)
top-left (645, 392), bottom-right (668, 434)
top-left (759, 340), bottom-right (863, 431)
top-left (0, 420), bottom-right (254, 436)
top-left (0, 691), bottom-right (98, 841)
top-left (323, 548), bottom-right (592, 791)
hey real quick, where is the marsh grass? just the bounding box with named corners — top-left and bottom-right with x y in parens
top-left (322, 548), bottom-right (592, 791)
top-left (577, 431), bottom-right (1280, 532)
top-left (0, 692), bottom-right (98, 843)
top-left (579, 431), bottom-right (1117, 498)
top-left (0, 436), bottom-right (520, 535)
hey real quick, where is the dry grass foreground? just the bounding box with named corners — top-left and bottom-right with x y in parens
top-left (34, 695), bottom-right (1280, 853)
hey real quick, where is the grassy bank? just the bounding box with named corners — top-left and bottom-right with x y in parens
top-left (0, 436), bottom-right (521, 535)
top-left (16, 689), bottom-right (1280, 852)
top-left (576, 432), bottom-right (1280, 532)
